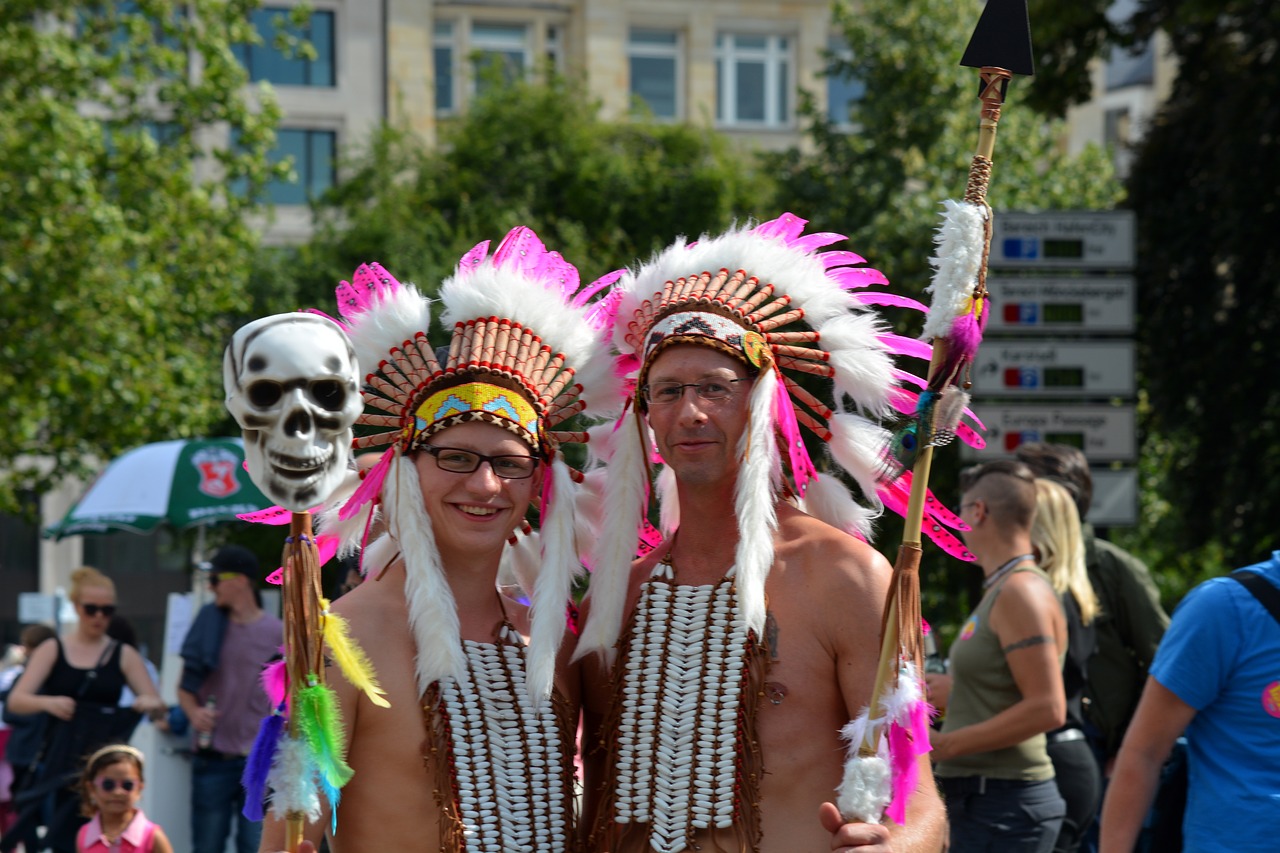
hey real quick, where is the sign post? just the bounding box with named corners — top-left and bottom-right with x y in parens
top-left (968, 210), bottom-right (1138, 525)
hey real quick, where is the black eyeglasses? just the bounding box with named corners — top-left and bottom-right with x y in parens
top-left (419, 445), bottom-right (540, 480)
top-left (94, 778), bottom-right (137, 793)
top-left (641, 378), bottom-right (750, 406)
top-left (81, 604), bottom-right (117, 618)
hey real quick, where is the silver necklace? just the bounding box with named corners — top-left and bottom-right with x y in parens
top-left (982, 553), bottom-right (1036, 590)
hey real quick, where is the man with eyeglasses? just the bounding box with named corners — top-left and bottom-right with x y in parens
top-left (576, 216), bottom-right (945, 852)
top-left (178, 544), bottom-right (282, 853)
top-left (257, 236), bottom-right (609, 852)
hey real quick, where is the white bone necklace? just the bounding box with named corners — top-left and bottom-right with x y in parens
top-left (423, 620), bottom-right (575, 853)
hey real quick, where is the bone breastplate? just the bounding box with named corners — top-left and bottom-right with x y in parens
top-left (423, 623), bottom-right (576, 853)
top-left (592, 562), bottom-right (768, 853)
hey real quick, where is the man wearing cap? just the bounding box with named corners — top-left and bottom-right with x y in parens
top-left (179, 545), bottom-right (282, 853)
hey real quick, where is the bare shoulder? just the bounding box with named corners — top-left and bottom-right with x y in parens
top-left (774, 505), bottom-right (892, 598)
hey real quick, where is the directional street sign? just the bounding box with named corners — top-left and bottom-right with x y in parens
top-left (964, 404), bottom-right (1137, 461)
top-left (991, 211), bottom-right (1136, 270)
top-left (971, 340), bottom-right (1135, 397)
top-left (1088, 468), bottom-right (1138, 527)
top-left (986, 276), bottom-right (1134, 334)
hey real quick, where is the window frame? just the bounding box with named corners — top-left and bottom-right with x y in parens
top-left (715, 32), bottom-right (794, 130)
top-left (627, 27), bottom-right (683, 121)
top-left (235, 4), bottom-right (336, 88)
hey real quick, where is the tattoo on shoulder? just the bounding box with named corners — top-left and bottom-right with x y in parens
top-left (1002, 635), bottom-right (1051, 654)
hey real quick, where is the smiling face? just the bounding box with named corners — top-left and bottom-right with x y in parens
top-left (412, 420), bottom-right (542, 566)
top-left (643, 345), bottom-right (753, 490)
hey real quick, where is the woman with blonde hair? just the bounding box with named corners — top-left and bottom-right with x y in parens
top-left (1032, 478), bottom-right (1103, 853)
top-left (4, 567), bottom-right (163, 853)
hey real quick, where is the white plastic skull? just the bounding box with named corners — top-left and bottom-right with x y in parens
top-left (223, 313), bottom-right (362, 511)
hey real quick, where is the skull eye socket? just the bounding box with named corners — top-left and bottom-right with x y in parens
top-left (310, 380), bottom-right (347, 412)
top-left (247, 380), bottom-right (282, 408)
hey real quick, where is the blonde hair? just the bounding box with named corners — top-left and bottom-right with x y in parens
top-left (70, 566), bottom-right (115, 603)
top-left (1032, 478), bottom-right (1099, 625)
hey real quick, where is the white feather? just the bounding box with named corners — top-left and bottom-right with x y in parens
top-left (314, 466), bottom-right (372, 559)
top-left (921, 200), bottom-right (988, 341)
top-left (573, 413), bottom-right (648, 664)
top-left (358, 532), bottom-right (397, 579)
top-left (732, 369), bottom-right (781, 638)
top-left (498, 528), bottom-right (539, 597)
top-left (343, 284), bottom-right (434, 380)
top-left (266, 735), bottom-right (322, 823)
top-left (819, 313), bottom-right (896, 417)
top-left (526, 457), bottom-right (582, 701)
top-left (797, 472), bottom-right (878, 541)
top-left (828, 412), bottom-right (891, 516)
top-left (388, 454), bottom-right (466, 693)
top-left (836, 755), bottom-right (891, 825)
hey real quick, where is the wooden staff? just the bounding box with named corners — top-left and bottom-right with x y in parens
top-left (283, 512), bottom-right (326, 852)
top-left (861, 0), bottom-right (1035, 758)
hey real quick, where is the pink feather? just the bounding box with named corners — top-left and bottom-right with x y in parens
top-left (932, 299), bottom-right (988, 391)
top-left (265, 567), bottom-right (282, 585)
top-left (788, 231), bottom-right (846, 253)
top-left (303, 308), bottom-right (348, 332)
top-left (752, 212), bottom-right (807, 241)
top-left (880, 334), bottom-right (934, 363)
top-left (820, 250), bottom-right (867, 269)
top-left (237, 505), bottom-right (293, 525)
top-left (892, 370), bottom-right (986, 430)
top-left (260, 659), bottom-right (289, 709)
top-left (831, 267), bottom-right (890, 289)
top-left (492, 226), bottom-right (540, 273)
top-left (458, 239), bottom-right (491, 270)
top-left (854, 292), bottom-right (929, 313)
top-left (772, 370), bottom-right (816, 495)
top-left (573, 269), bottom-right (625, 309)
top-left (338, 445), bottom-right (394, 521)
top-left (885, 697), bottom-right (935, 824)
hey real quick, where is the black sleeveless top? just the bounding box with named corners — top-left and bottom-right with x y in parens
top-left (42, 638), bottom-right (127, 705)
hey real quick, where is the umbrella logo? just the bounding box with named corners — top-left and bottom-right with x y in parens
top-left (193, 446), bottom-right (242, 498)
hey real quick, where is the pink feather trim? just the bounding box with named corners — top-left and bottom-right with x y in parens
top-left (880, 334), bottom-right (933, 363)
top-left (238, 505), bottom-right (293, 525)
top-left (260, 659), bottom-right (288, 709)
top-left (887, 389), bottom-right (986, 450)
top-left (772, 370), bottom-right (816, 495)
top-left (855, 292), bottom-right (929, 313)
top-left (458, 239), bottom-right (490, 270)
top-left (264, 534), bottom-right (340, 587)
top-left (751, 212), bottom-right (807, 241)
top-left (821, 250), bottom-right (867, 269)
top-left (877, 474), bottom-right (974, 560)
top-left (788, 231), bottom-right (846, 253)
top-left (339, 446), bottom-right (394, 521)
top-left (832, 267), bottom-right (890, 289)
top-left (892, 370), bottom-right (986, 430)
top-left (885, 698), bottom-right (935, 824)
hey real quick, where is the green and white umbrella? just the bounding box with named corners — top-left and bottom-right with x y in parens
top-left (46, 438), bottom-right (272, 539)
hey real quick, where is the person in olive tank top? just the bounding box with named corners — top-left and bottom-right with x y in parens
top-left (924, 461), bottom-right (1069, 853)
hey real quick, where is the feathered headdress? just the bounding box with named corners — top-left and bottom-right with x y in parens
top-left (574, 212), bottom-right (981, 663)
top-left (318, 227), bottom-right (616, 702)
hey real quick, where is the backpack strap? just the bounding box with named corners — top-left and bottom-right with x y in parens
top-left (1230, 570), bottom-right (1280, 626)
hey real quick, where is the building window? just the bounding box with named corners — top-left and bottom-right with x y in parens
top-left (628, 28), bottom-right (681, 120)
top-left (1105, 41), bottom-right (1154, 91)
top-left (716, 33), bottom-right (792, 128)
top-left (825, 36), bottom-right (865, 127)
top-left (234, 6), bottom-right (335, 87)
top-left (435, 20), bottom-right (456, 113)
top-left (265, 128), bottom-right (336, 205)
top-left (545, 25), bottom-right (562, 72)
top-left (471, 22), bottom-right (530, 95)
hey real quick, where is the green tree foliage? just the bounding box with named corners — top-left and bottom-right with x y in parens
top-left (767, 0), bottom-right (1124, 633)
top-left (272, 76), bottom-right (772, 317)
top-left (1116, 0), bottom-right (1280, 572)
top-left (770, 0), bottom-right (1122, 299)
top-left (0, 0), bottom-right (285, 510)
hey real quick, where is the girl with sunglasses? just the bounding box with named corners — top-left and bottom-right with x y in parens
top-left (76, 745), bottom-right (172, 853)
top-left (3, 567), bottom-right (163, 853)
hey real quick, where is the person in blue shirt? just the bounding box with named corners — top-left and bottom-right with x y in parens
top-left (1098, 551), bottom-right (1280, 852)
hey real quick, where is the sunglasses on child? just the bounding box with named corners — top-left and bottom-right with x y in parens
top-left (80, 604), bottom-right (117, 618)
top-left (94, 778), bottom-right (137, 793)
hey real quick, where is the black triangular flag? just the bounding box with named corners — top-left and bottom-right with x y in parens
top-left (960, 0), bottom-right (1034, 76)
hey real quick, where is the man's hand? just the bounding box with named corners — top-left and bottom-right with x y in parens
top-left (819, 802), bottom-right (892, 852)
top-left (189, 704), bottom-right (218, 733)
top-left (44, 695), bottom-right (76, 720)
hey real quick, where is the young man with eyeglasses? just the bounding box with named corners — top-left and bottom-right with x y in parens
top-left (257, 236), bottom-right (611, 852)
top-left (925, 460), bottom-right (1069, 853)
top-left (178, 545), bottom-right (282, 853)
top-left (576, 216), bottom-right (945, 852)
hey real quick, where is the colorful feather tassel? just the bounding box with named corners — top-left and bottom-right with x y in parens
top-left (260, 659), bottom-right (288, 710)
top-left (241, 712), bottom-right (286, 821)
top-left (320, 599), bottom-right (390, 708)
top-left (294, 679), bottom-right (354, 790)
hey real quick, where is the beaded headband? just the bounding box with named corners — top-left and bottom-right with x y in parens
top-left (576, 213), bottom-right (982, 662)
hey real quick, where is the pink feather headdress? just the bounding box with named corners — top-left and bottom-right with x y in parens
top-left (574, 213), bottom-right (983, 662)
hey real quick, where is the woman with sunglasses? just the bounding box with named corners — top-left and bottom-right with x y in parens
top-left (4, 567), bottom-right (163, 853)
